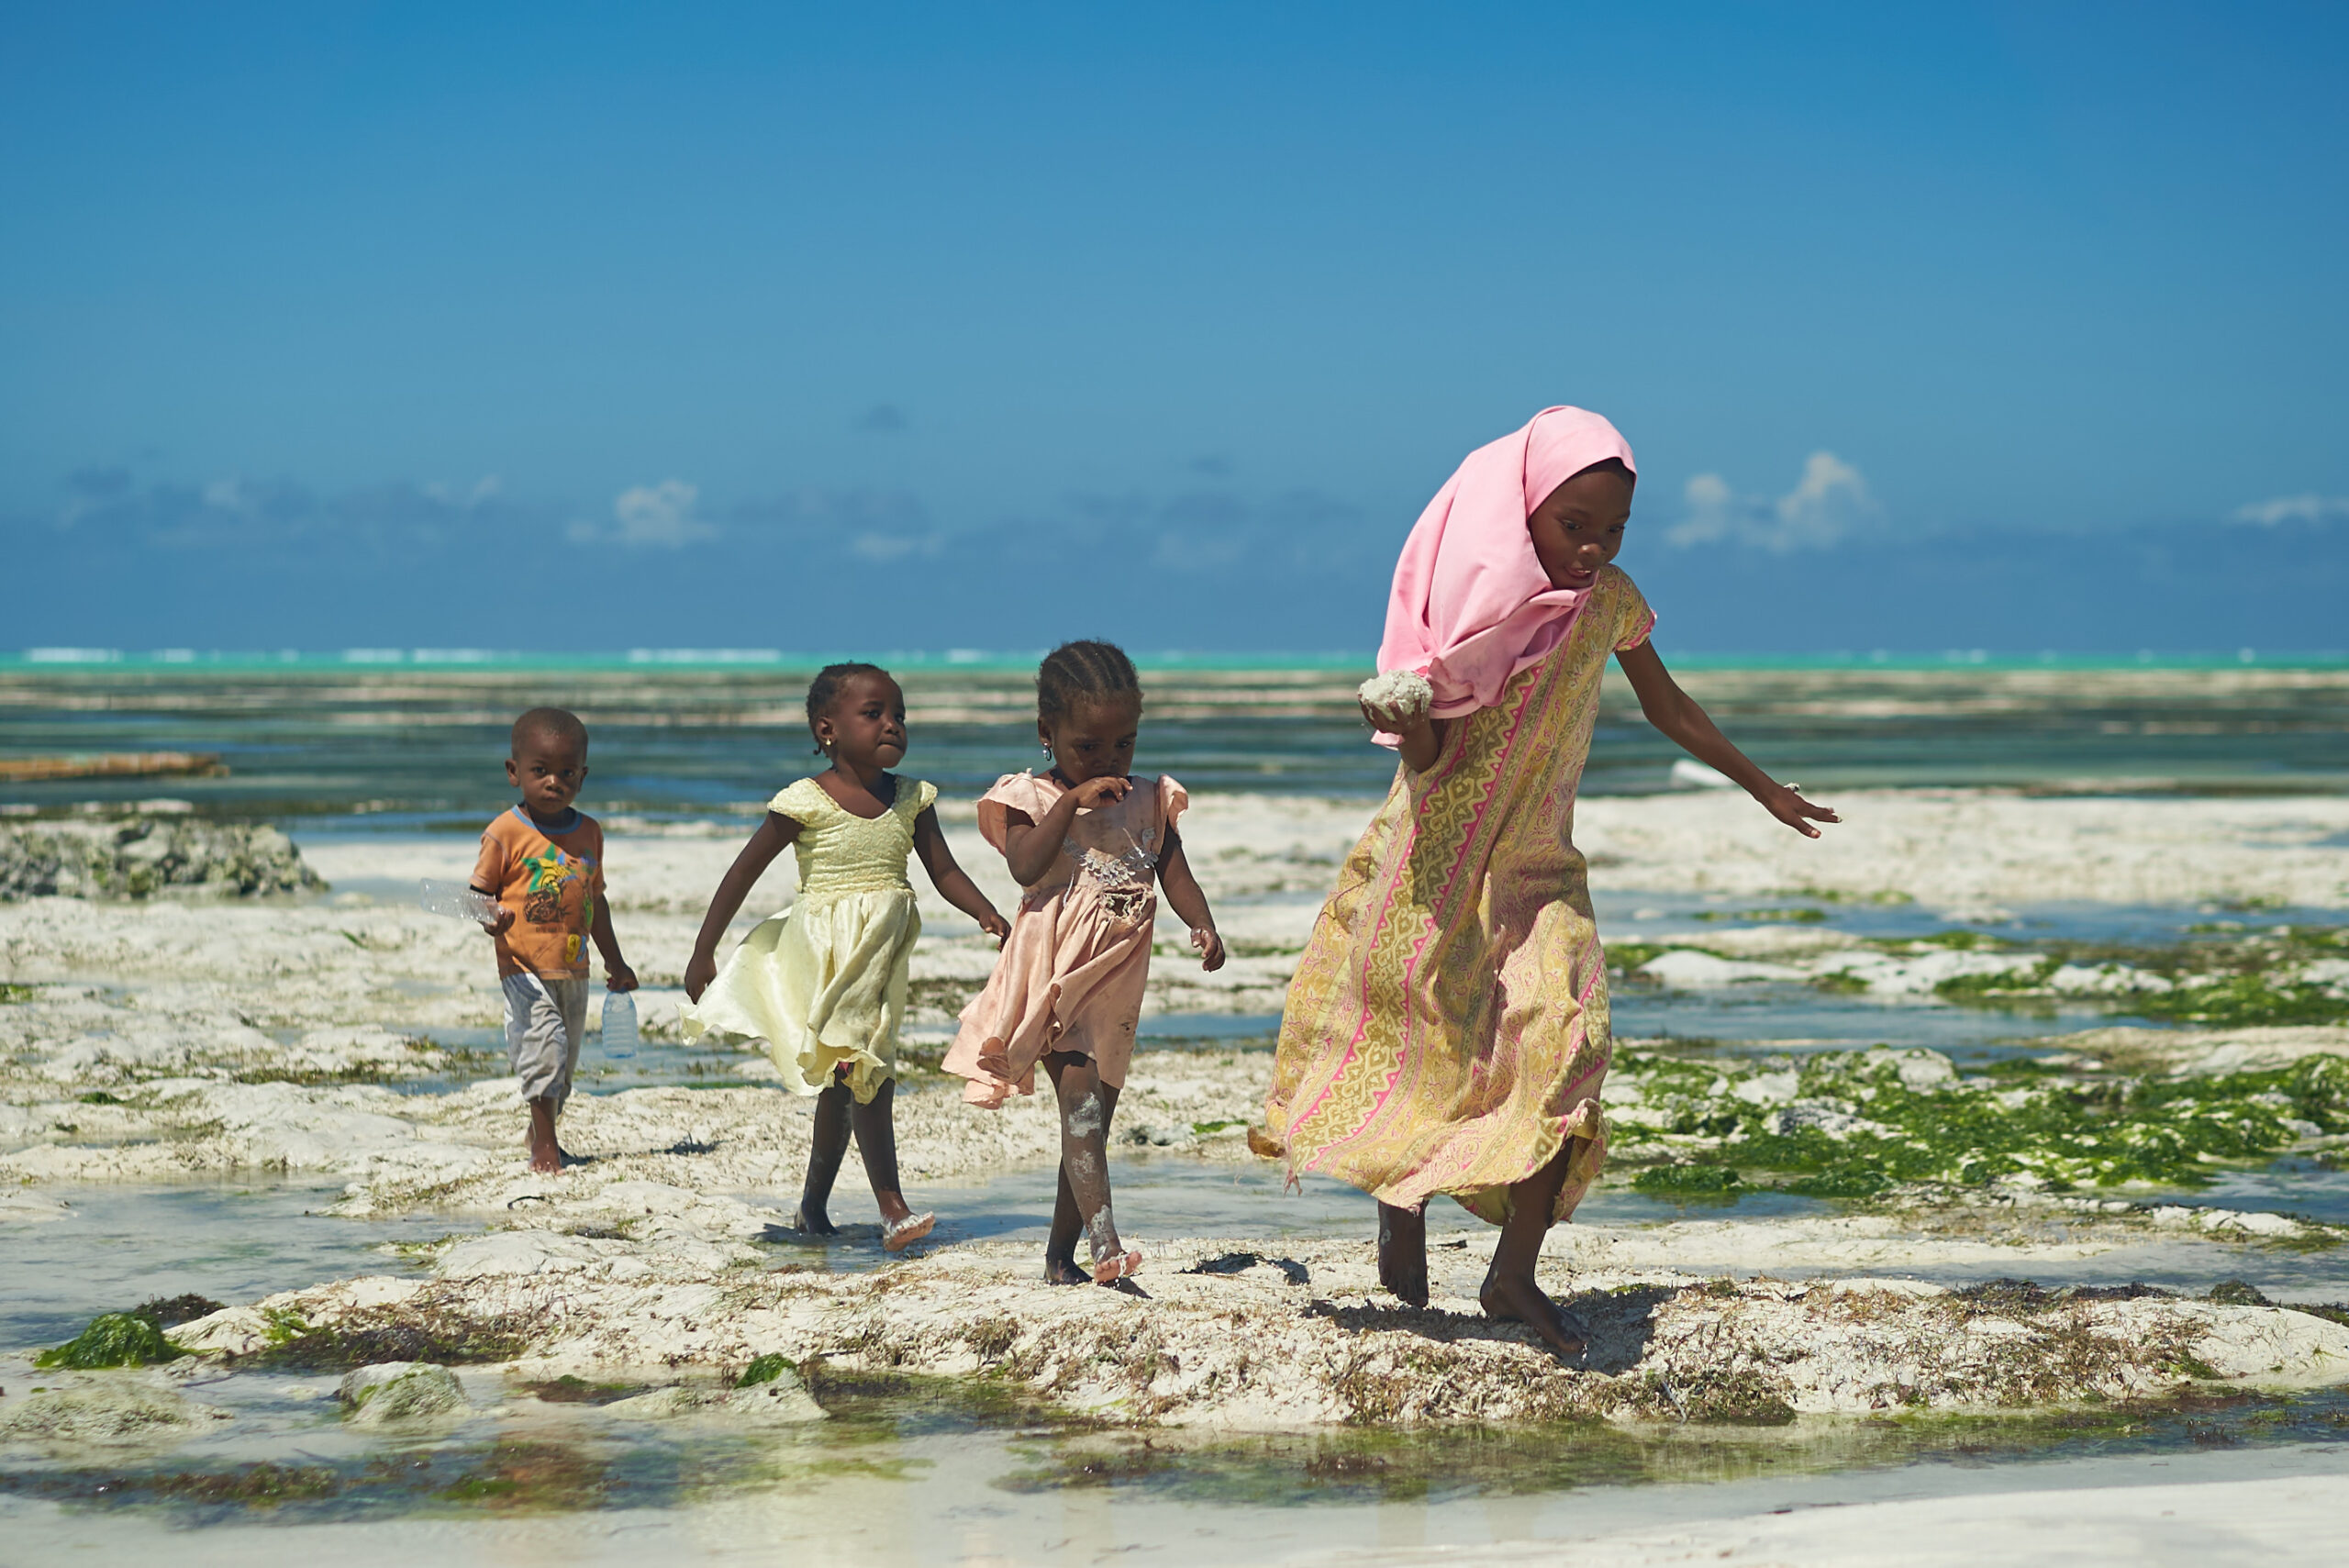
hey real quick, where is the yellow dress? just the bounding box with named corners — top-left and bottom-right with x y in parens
top-left (682, 775), bottom-right (936, 1103)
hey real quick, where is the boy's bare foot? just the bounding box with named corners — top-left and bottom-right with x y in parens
top-left (1043, 1256), bottom-right (1090, 1285)
top-left (882, 1211), bottom-right (935, 1251)
top-left (1479, 1269), bottom-right (1590, 1360)
top-left (1092, 1249), bottom-right (1142, 1284)
top-left (527, 1098), bottom-right (564, 1173)
top-left (790, 1206), bottom-right (841, 1236)
top-left (1377, 1201), bottom-right (1429, 1307)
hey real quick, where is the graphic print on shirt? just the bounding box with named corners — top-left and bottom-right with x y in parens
top-left (520, 840), bottom-right (579, 927)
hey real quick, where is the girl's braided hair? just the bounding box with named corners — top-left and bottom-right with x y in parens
top-left (1036, 639), bottom-right (1141, 724)
top-left (805, 662), bottom-right (890, 751)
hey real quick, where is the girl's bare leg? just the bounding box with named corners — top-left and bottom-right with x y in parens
top-left (1479, 1143), bottom-right (1591, 1358)
top-left (795, 1079), bottom-right (851, 1233)
top-left (1043, 1051), bottom-right (1135, 1283)
top-left (1377, 1200), bottom-right (1429, 1307)
top-left (850, 1078), bottom-right (934, 1249)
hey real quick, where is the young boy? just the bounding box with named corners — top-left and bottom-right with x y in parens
top-left (470, 706), bottom-right (637, 1173)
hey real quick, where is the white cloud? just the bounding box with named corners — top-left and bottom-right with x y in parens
top-left (571, 479), bottom-right (716, 548)
top-left (424, 474), bottom-right (502, 508)
top-left (1665, 451), bottom-right (1879, 551)
top-left (2231, 493), bottom-right (2349, 527)
top-left (849, 532), bottom-right (934, 562)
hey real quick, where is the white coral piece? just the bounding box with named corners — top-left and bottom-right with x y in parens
top-left (1357, 670), bottom-right (1434, 725)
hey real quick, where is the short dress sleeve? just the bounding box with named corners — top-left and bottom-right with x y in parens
top-left (767, 776), bottom-right (833, 826)
top-left (897, 778), bottom-right (940, 821)
top-left (1610, 568), bottom-right (1657, 652)
top-left (974, 773), bottom-right (1052, 853)
top-left (1156, 774), bottom-right (1189, 838)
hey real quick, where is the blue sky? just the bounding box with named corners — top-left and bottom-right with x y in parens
top-left (5, 3), bottom-right (2345, 651)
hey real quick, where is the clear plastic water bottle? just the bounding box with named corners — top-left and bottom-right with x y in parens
top-left (602, 990), bottom-right (639, 1060)
top-left (418, 879), bottom-right (500, 922)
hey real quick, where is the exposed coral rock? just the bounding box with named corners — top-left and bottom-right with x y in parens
top-left (603, 1374), bottom-right (824, 1425)
top-left (185, 1239), bottom-right (2349, 1431)
top-left (337, 1361), bottom-right (468, 1425)
top-left (0, 1376), bottom-right (232, 1446)
top-left (0, 819), bottom-right (321, 900)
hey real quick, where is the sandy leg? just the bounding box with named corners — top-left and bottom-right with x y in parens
top-left (1043, 1053), bottom-right (1136, 1284)
top-left (1478, 1143), bottom-right (1590, 1359)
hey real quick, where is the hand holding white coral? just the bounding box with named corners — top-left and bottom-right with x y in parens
top-left (1357, 670), bottom-right (1434, 734)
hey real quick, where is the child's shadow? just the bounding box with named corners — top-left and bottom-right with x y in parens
top-left (1306, 1284), bottom-right (1672, 1374)
top-left (759, 1221), bottom-right (884, 1248)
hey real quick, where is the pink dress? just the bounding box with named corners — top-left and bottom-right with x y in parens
top-left (944, 772), bottom-right (1189, 1108)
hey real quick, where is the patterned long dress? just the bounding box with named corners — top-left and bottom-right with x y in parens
top-left (1265, 565), bottom-right (1654, 1225)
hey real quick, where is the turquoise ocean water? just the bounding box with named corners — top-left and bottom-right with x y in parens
top-left (3, 649), bottom-right (2345, 827)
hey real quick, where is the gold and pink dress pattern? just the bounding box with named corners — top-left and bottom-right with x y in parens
top-left (1267, 565), bottom-right (1654, 1224)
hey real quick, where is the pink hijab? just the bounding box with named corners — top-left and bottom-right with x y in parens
top-left (1375, 406), bottom-right (1636, 728)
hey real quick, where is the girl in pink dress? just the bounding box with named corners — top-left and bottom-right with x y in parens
top-left (945, 640), bottom-right (1227, 1284)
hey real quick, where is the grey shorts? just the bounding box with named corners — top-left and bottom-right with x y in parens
top-left (503, 973), bottom-right (589, 1108)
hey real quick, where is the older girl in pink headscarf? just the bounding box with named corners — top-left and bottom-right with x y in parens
top-left (1264, 407), bottom-right (1837, 1357)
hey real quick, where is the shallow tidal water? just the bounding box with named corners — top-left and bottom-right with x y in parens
top-left (2, 1362), bottom-right (2344, 1565)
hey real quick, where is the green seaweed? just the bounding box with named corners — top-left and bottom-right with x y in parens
top-left (736, 1352), bottom-right (798, 1387)
top-left (36, 1311), bottom-right (184, 1369)
top-left (237, 1303), bottom-right (534, 1371)
top-left (1631, 1163), bottom-right (1743, 1197)
top-left (1609, 1049), bottom-right (2349, 1199)
top-left (2130, 977), bottom-right (2349, 1029)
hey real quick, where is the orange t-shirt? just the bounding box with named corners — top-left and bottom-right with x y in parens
top-left (471, 806), bottom-right (605, 979)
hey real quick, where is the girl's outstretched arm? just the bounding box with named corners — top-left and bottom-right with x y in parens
top-left (912, 806), bottom-right (1009, 945)
top-left (683, 812), bottom-right (802, 999)
top-left (1156, 828), bottom-right (1226, 970)
top-left (1616, 641), bottom-right (1841, 839)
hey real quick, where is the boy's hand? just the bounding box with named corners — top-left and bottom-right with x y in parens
top-left (483, 906), bottom-right (515, 936)
top-left (605, 961), bottom-right (639, 993)
top-left (1755, 781), bottom-right (1841, 840)
top-left (974, 908), bottom-right (1010, 949)
top-left (684, 951), bottom-right (718, 1003)
top-left (1191, 927), bottom-right (1227, 972)
top-left (1069, 775), bottom-right (1132, 809)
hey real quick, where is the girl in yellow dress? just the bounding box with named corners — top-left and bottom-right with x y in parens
top-left (684, 663), bottom-right (1008, 1249)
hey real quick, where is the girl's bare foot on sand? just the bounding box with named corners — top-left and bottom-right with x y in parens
top-left (1043, 1256), bottom-right (1091, 1286)
top-left (882, 1211), bottom-right (935, 1251)
top-left (1479, 1267), bottom-right (1591, 1360)
top-left (529, 1140), bottom-right (564, 1174)
top-left (1377, 1201), bottom-right (1429, 1307)
top-left (790, 1206), bottom-right (841, 1236)
top-left (1091, 1249), bottom-right (1142, 1284)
